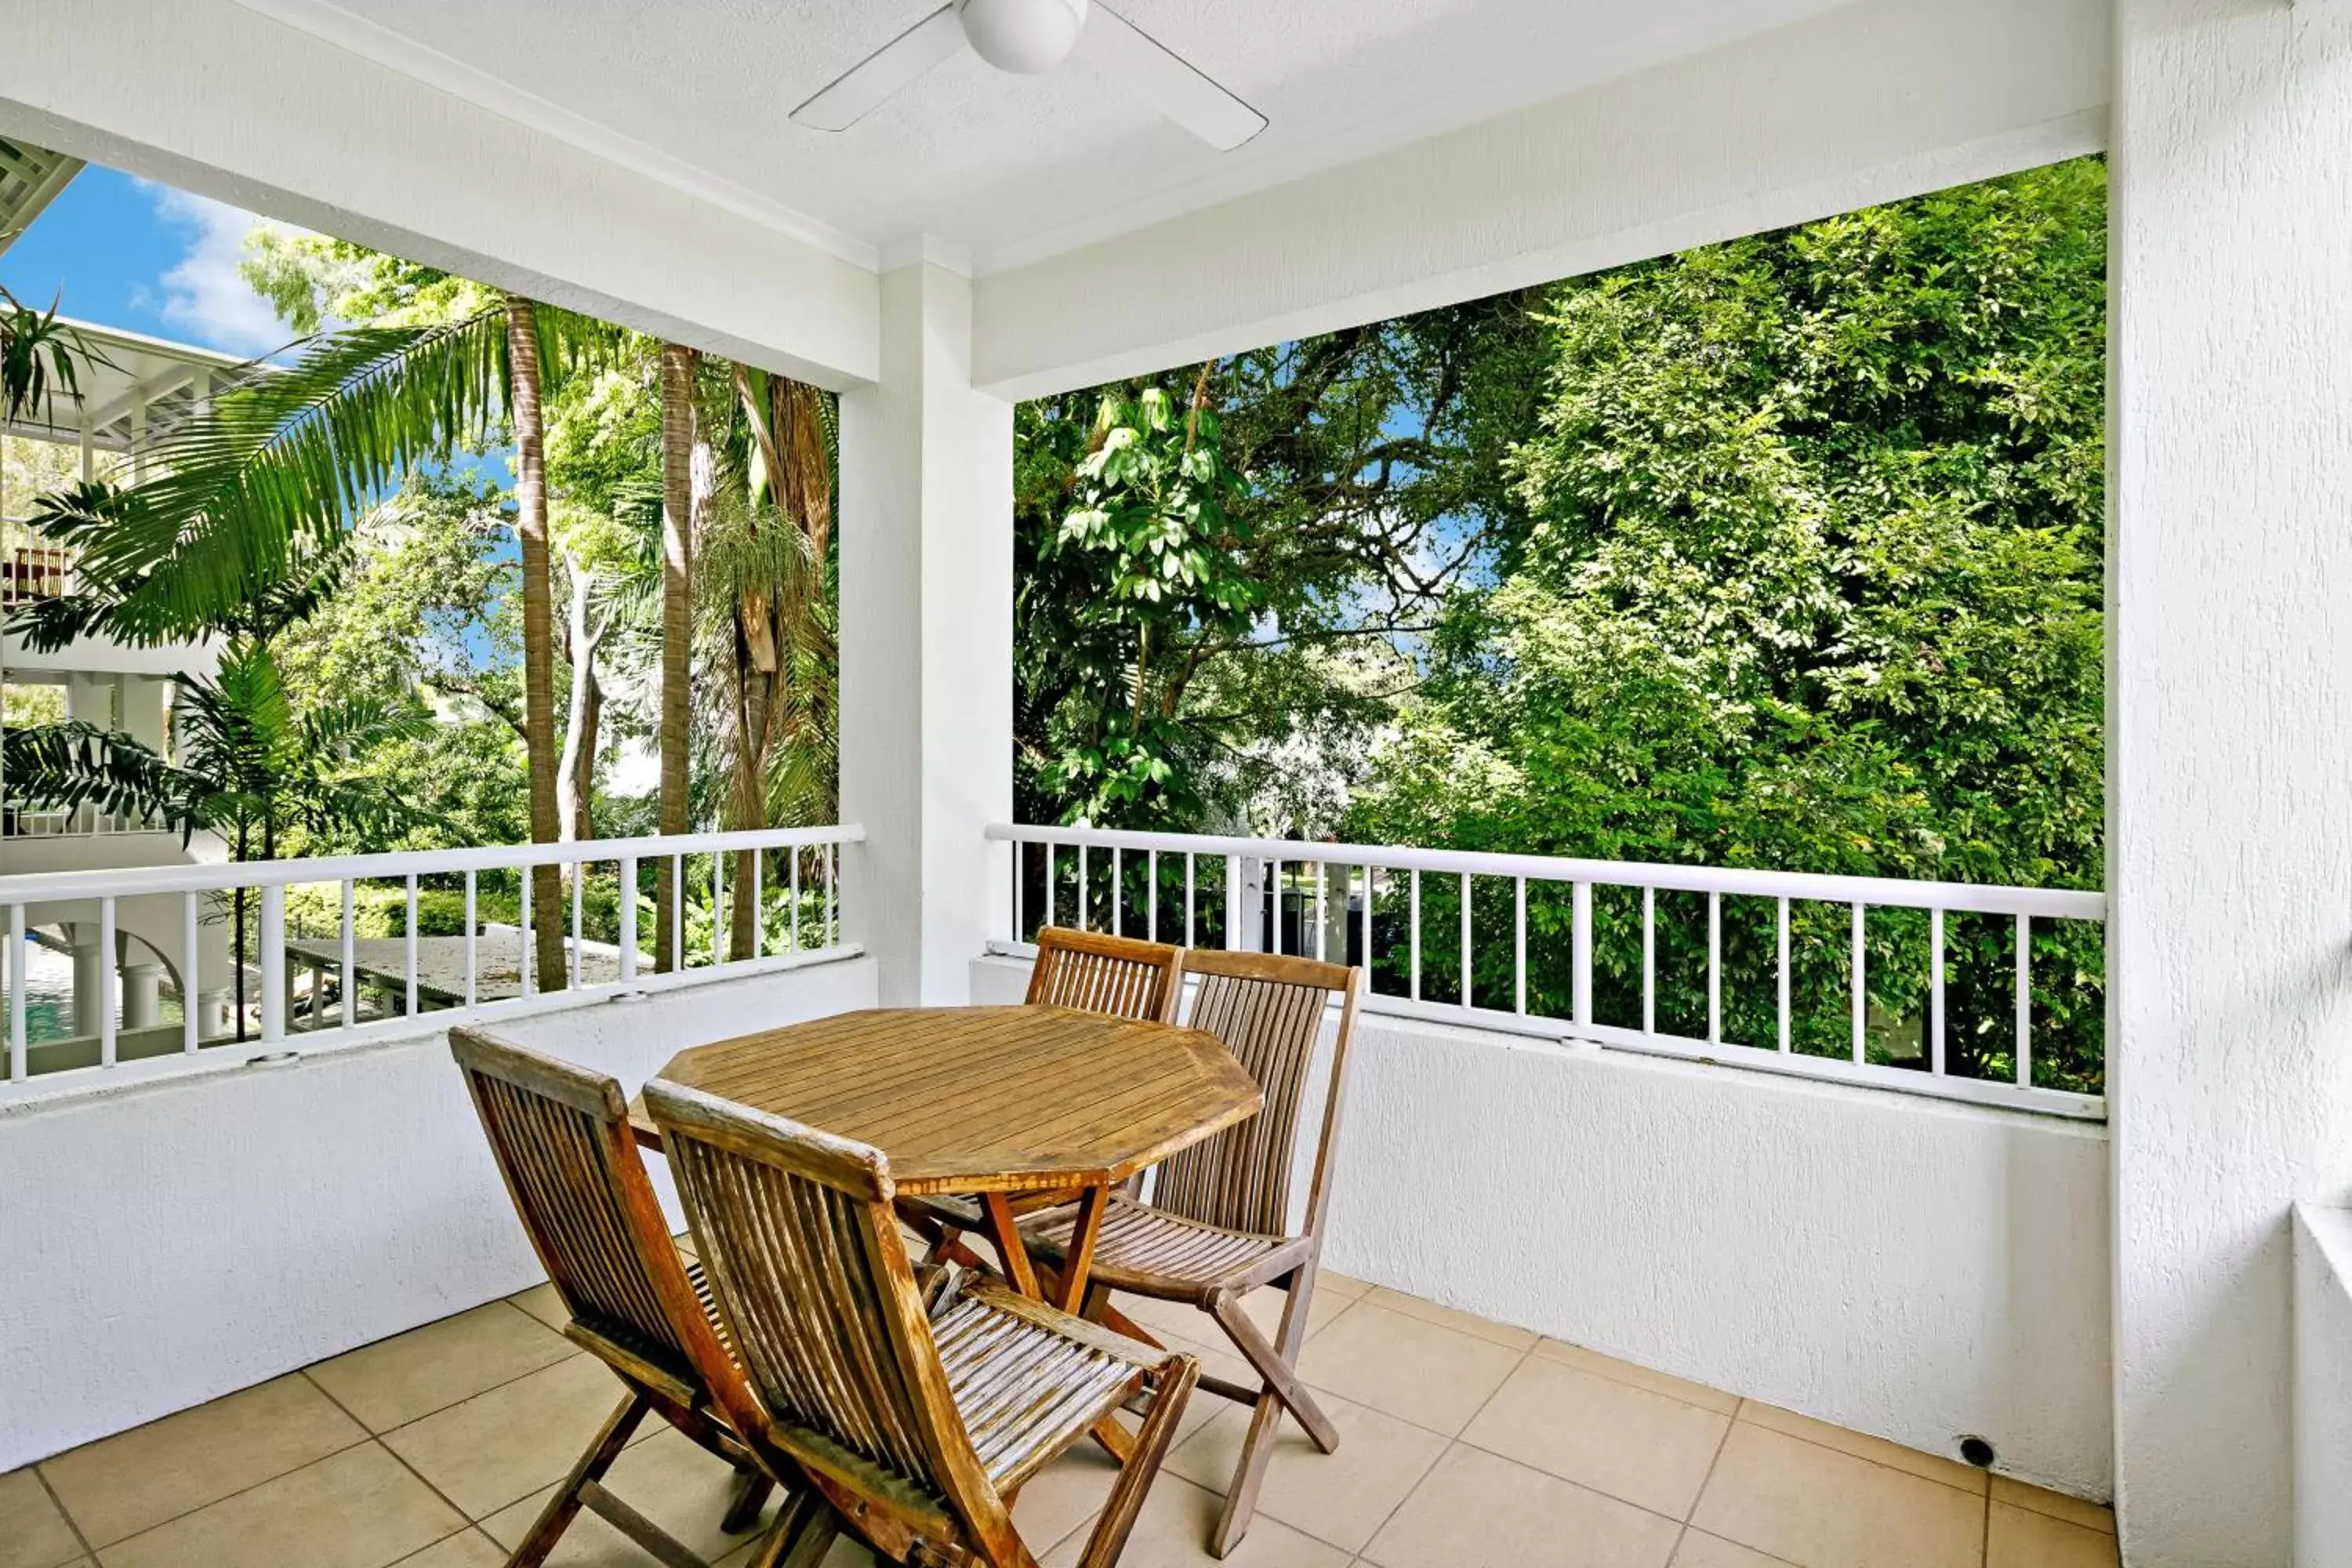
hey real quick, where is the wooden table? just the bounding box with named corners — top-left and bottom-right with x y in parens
top-left (632, 1005), bottom-right (1262, 1316)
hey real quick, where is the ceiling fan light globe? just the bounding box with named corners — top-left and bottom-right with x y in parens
top-left (958, 0), bottom-right (1090, 74)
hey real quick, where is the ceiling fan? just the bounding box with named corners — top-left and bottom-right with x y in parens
top-left (791, 0), bottom-right (1267, 152)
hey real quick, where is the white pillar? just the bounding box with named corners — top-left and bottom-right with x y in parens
top-left (2111, 5), bottom-right (2352, 1563)
top-left (838, 262), bottom-right (1014, 1005)
top-left (66, 922), bottom-right (103, 1040)
top-left (118, 962), bottom-right (161, 1031)
top-left (118, 676), bottom-right (165, 754)
top-left (64, 672), bottom-right (110, 728)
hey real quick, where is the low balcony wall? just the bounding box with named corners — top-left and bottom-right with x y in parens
top-left (2295, 1203), bottom-right (2352, 1566)
top-left (974, 950), bottom-right (2114, 1503)
top-left (0, 955), bottom-right (877, 1471)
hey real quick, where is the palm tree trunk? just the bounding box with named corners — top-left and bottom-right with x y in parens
top-left (555, 552), bottom-right (602, 845)
top-left (654, 343), bottom-right (695, 972)
top-left (508, 297), bottom-right (567, 991)
top-left (728, 661), bottom-right (774, 962)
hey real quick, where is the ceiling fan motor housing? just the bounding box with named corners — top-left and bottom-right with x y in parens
top-left (957, 0), bottom-right (1091, 74)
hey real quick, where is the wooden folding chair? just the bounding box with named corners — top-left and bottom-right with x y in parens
top-left (1021, 950), bottom-right (1363, 1558)
top-left (450, 1027), bottom-right (798, 1568)
top-left (905, 926), bottom-right (1185, 1271)
top-left (645, 1076), bottom-right (1200, 1568)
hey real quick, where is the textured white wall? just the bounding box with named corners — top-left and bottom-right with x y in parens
top-left (0, 0), bottom-right (877, 387)
top-left (839, 267), bottom-right (1014, 1006)
top-left (2294, 1206), bottom-right (2352, 1567)
top-left (2108, 4), bottom-right (2352, 1563)
top-left (0, 958), bottom-right (876, 1469)
top-left (972, 953), bottom-right (2114, 1498)
top-left (972, 0), bottom-right (2112, 399)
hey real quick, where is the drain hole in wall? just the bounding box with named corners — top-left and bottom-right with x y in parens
top-left (245, 1051), bottom-right (300, 1067)
top-left (1958, 1436), bottom-right (1996, 1468)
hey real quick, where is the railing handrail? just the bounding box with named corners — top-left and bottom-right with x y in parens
top-left (984, 822), bottom-right (2104, 922)
top-left (0, 823), bottom-right (866, 904)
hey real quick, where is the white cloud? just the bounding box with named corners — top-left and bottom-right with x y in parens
top-left (136, 184), bottom-right (299, 358)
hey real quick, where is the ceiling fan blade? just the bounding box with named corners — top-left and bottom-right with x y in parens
top-left (1079, 5), bottom-right (1267, 151)
top-left (791, 5), bottom-right (968, 132)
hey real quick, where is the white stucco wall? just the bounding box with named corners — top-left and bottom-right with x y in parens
top-left (2293, 1205), bottom-right (2352, 1568)
top-left (2108, 4), bottom-right (2352, 1564)
top-left (0, 957), bottom-right (875, 1470)
top-left (0, 0), bottom-right (877, 387)
top-left (971, 953), bottom-right (2114, 1499)
top-left (973, 0), bottom-right (2111, 399)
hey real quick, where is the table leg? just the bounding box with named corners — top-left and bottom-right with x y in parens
top-left (1054, 1185), bottom-right (1109, 1315)
top-left (978, 1192), bottom-right (1042, 1299)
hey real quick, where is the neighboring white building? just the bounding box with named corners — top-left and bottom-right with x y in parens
top-left (0, 285), bottom-right (244, 1051)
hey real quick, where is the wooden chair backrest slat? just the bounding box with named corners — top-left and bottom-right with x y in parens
top-left (449, 1027), bottom-right (712, 1389)
top-left (1026, 927), bottom-right (1183, 1024)
top-left (645, 1079), bottom-right (997, 1520)
top-left (1159, 950), bottom-right (1361, 1239)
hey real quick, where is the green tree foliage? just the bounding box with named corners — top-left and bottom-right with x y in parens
top-left (1346, 158), bottom-right (2108, 1091)
top-left (1016, 302), bottom-right (1548, 831)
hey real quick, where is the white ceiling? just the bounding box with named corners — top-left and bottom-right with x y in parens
top-left (245, 0), bottom-right (1863, 274)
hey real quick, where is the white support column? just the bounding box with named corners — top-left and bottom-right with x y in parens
top-left (838, 261), bottom-right (1014, 1005)
top-left (2111, 5), bottom-right (2352, 1564)
top-left (119, 675), bottom-right (166, 754)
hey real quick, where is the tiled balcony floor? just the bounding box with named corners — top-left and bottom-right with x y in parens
top-left (5, 1266), bottom-right (2118, 1568)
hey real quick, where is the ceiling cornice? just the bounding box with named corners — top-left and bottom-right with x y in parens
top-left (226, 0), bottom-right (883, 272)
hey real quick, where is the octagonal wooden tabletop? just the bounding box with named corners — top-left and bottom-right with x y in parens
top-left (633, 1004), bottom-right (1263, 1196)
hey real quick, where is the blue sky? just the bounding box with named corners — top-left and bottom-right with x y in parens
top-left (1, 164), bottom-right (296, 358)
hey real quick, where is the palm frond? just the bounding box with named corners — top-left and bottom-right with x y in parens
top-left (38, 316), bottom-right (510, 641)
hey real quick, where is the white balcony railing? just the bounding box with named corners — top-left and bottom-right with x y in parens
top-left (987, 823), bottom-right (2108, 1121)
top-left (0, 824), bottom-right (864, 1095)
top-left (0, 516), bottom-right (70, 604)
top-left (2, 802), bottom-right (162, 838)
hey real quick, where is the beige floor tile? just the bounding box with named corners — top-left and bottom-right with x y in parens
top-left (1989, 1475), bottom-right (2114, 1535)
top-left (390, 1530), bottom-right (508, 1566)
top-left (1735, 1402), bottom-right (1987, 1496)
top-left (1006, 1441), bottom-right (1123, 1552)
top-left (1165, 1387), bottom-right (1447, 1552)
top-left (1690, 1424), bottom-right (1986, 1568)
top-left (510, 1282), bottom-right (569, 1332)
top-left (1040, 1474), bottom-right (1349, 1568)
top-left (1295, 1300), bottom-right (1525, 1436)
top-left (1534, 1341), bottom-right (1740, 1417)
top-left (383, 1355), bottom-right (630, 1519)
top-left (1669, 1530), bottom-right (1796, 1567)
top-left (1316, 1272), bottom-right (1371, 1301)
top-left (1987, 1501), bottom-right (2118, 1568)
top-left (95, 1443), bottom-right (463, 1568)
top-left (1363, 1287), bottom-right (1540, 1351)
top-left (42, 1374), bottom-right (368, 1548)
top-left (1, 1468), bottom-right (84, 1568)
top-left (309, 1302), bottom-right (576, 1432)
top-left (478, 1428), bottom-right (774, 1566)
top-left (1462, 1356), bottom-right (1732, 1520)
top-left (1363, 1443), bottom-right (1683, 1568)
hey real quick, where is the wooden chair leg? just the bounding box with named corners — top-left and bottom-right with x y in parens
top-left (777, 1499), bottom-right (841, 1568)
top-left (743, 1490), bottom-right (823, 1568)
top-left (1208, 1396), bottom-right (1286, 1561)
top-left (1207, 1285), bottom-right (1338, 1452)
top-left (504, 1392), bottom-right (650, 1568)
top-left (720, 1466), bottom-right (775, 1534)
top-left (1207, 1274), bottom-right (1331, 1559)
top-left (1076, 1359), bottom-right (1200, 1568)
